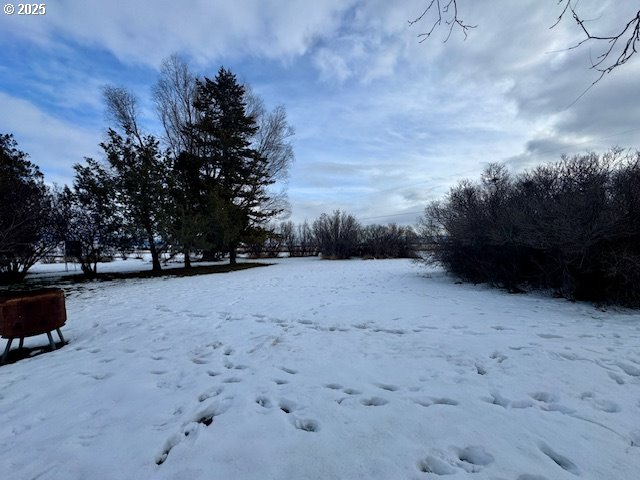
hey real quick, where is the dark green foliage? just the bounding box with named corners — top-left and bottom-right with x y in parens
top-left (0, 134), bottom-right (63, 283)
top-left (101, 129), bottom-right (171, 272)
top-left (64, 158), bottom-right (124, 277)
top-left (182, 67), bottom-right (282, 264)
top-left (420, 150), bottom-right (640, 306)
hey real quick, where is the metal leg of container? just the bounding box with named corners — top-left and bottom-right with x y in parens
top-left (56, 328), bottom-right (65, 344)
top-left (18, 337), bottom-right (24, 349)
top-left (1, 338), bottom-right (13, 365)
top-left (47, 331), bottom-right (56, 351)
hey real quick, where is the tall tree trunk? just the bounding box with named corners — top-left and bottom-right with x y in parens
top-left (184, 250), bottom-right (191, 269)
top-left (146, 228), bottom-right (162, 273)
top-left (229, 244), bottom-right (237, 265)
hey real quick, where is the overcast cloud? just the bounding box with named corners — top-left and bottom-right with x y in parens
top-left (1, 0), bottom-right (638, 224)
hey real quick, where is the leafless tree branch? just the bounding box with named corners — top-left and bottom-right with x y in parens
top-left (555, 1), bottom-right (640, 78)
top-left (409, 0), bottom-right (476, 42)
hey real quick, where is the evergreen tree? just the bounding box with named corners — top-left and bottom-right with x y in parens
top-left (185, 67), bottom-right (281, 264)
top-left (0, 134), bottom-right (62, 283)
top-left (65, 158), bottom-right (124, 277)
top-left (101, 129), bottom-right (171, 273)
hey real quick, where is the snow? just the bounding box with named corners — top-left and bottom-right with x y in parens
top-left (1, 257), bottom-right (640, 479)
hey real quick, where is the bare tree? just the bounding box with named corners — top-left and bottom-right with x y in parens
top-left (103, 86), bottom-right (144, 144)
top-left (411, 1), bottom-right (640, 82)
top-left (152, 54), bottom-right (197, 158)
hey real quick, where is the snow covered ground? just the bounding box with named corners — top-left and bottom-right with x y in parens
top-left (1, 257), bottom-right (639, 479)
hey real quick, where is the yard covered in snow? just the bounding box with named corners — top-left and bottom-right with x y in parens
top-left (1, 257), bottom-right (639, 479)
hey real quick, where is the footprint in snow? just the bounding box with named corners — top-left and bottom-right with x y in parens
top-left (375, 383), bottom-right (399, 392)
top-left (343, 388), bottom-right (361, 395)
top-left (273, 379), bottom-right (288, 385)
top-left (607, 372), bottom-right (625, 385)
top-left (617, 362), bottom-right (640, 377)
top-left (537, 333), bottom-right (564, 339)
top-left (418, 446), bottom-right (494, 475)
top-left (279, 399), bottom-right (296, 414)
top-left (414, 397), bottom-right (459, 407)
top-left (490, 351), bottom-right (508, 363)
top-left (538, 442), bottom-right (580, 475)
top-left (256, 396), bottom-right (272, 408)
top-left (291, 417), bottom-right (319, 433)
top-left (580, 392), bottom-right (620, 413)
top-left (360, 397), bottom-right (389, 407)
top-left (222, 377), bottom-right (242, 384)
top-left (324, 383), bottom-right (343, 390)
top-left (155, 401), bottom-right (228, 466)
top-left (280, 367), bottom-right (298, 375)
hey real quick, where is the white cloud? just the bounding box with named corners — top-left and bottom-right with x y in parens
top-left (1, 0), bottom-right (638, 225)
top-left (0, 92), bottom-right (101, 185)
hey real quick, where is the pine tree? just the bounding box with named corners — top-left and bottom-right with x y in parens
top-left (184, 67), bottom-right (281, 264)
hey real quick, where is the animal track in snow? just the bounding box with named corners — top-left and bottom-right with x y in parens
top-left (343, 388), bottom-right (361, 395)
top-left (280, 367), bottom-right (298, 375)
top-left (375, 383), bottom-right (399, 392)
top-left (418, 455), bottom-right (456, 475)
top-left (608, 372), bottom-right (625, 385)
top-left (279, 399), bottom-right (296, 414)
top-left (490, 351), bottom-right (507, 363)
top-left (155, 401), bottom-right (228, 466)
top-left (273, 379), bottom-right (288, 385)
top-left (256, 396), bottom-right (272, 408)
top-left (222, 377), bottom-right (242, 384)
top-left (324, 383), bottom-right (343, 390)
top-left (617, 362), bottom-right (640, 377)
top-left (530, 391), bottom-right (558, 404)
top-left (580, 392), bottom-right (620, 413)
top-left (198, 386), bottom-right (223, 402)
top-left (360, 397), bottom-right (389, 406)
top-left (418, 446), bottom-right (494, 475)
top-left (291, 417), bottom-right (319, 432)
top-left (457, 446), bottom-right (494, 465)
top-left (414, 397), bottom-right (459, 407)
top-left (483, 391), bottom-right (532, 409)
top-left (537, 333), bottom-right (564, 339)
top-left (539, 442), bottom-right (579, 475)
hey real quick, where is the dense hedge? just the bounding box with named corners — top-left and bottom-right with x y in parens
top-left (419, 150), bottom-right (640, 306)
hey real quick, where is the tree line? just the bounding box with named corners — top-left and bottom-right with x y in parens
top-left (246, 212), bottom-right (418, 260)
top-left (1, 57), bottom-right (294, 283)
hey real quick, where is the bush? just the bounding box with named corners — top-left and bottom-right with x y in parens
top-left (313, 210), bottom-right (360, 259)
top-left (420, 150), bottom-right (640, 306)
top-left (360, 224), bottom-right (418, 258)
top-left (280, 220), bottom-right (318, 257)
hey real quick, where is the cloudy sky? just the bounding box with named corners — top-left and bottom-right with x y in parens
top-left (1, 0), bottom-right (638, 225)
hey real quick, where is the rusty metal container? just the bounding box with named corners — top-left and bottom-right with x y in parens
top-left (0, 288), bottom-right (67, 338)
top-left (1, 288), bottom-right (67, 364)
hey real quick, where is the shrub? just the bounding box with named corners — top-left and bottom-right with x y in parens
top-left (360, 224), bottom-right (418, 258)
top-left (420, 150), bottom-right (640, 306)
top-left (313, 210), bottom-right (360, 259)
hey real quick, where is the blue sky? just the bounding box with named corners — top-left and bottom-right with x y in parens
top-left (1, 0), bottom-right (639, 225)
